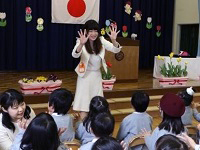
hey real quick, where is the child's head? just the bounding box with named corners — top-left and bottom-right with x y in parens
top-left (156, 134), bottom-right (188, 150)
top-left (159, 93), bottom-right (185, 134)
top-left (20, 113), bottom-right (59, 150)
top-left (131, 91), bottom-right (150, 112)
top-left (83, 96), bottom-right (110, 132)
top-left (177, 87), bottom-right (196, 106)
top-left (48, 88), bottom-right (73, 115)
top-left (92, 136), bottom-right (123, 150)
top-left (91, 112), bottom-right (115, 137)
top-left (0, 89), bottom-right (30, 131)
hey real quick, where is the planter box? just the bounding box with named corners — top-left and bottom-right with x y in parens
top-left (18, 80), bottom-right (62, 95)
top-left (159, 77), bottom-right (188, 87)
top-left (102, 77), bottom-right (116, 91)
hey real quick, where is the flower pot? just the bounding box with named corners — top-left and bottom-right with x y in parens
top-left (18, 80), bottom-right (62, 95)
top-left (158, 77), bottom-right (188, 87)
top-left (102, 77), bottom-right (116, 91)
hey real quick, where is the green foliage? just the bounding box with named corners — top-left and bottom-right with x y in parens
top-left (160, 62), bottom-right (188, 77)
top-left (101, 68), bottom-right (112, 80)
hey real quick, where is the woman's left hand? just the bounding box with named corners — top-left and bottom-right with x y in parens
top-left (106, 25), bottom-right (120, 40)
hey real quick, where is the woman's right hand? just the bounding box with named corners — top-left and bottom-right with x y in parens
top-left (78, 29), bottom-right (90, 45)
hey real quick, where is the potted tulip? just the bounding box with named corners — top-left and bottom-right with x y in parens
top-left (101, 61), bottom-right (116, 90)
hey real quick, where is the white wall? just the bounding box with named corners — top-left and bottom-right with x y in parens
top-left (172, 0), bottom-right (199, 53)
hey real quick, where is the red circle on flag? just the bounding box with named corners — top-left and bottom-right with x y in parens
top-left (67, 0), bottom-right (86, 17)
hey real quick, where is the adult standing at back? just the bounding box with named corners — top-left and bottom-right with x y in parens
top-left (72, 19), bottom-right (121, 119)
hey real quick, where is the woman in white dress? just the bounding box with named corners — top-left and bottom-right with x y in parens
top-left (72, 19), bottom-right (121, 119)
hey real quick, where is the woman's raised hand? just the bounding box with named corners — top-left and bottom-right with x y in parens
top-left (78, 29), bottom-right (90, 45)
top-left (107, 25), bottom-right (120, 40)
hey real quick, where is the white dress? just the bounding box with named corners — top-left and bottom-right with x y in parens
top-left (73, 54), bottom-right (103, 112)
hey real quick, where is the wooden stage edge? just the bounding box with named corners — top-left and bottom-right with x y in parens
top-left (0, 69), bottom-right (200, 104)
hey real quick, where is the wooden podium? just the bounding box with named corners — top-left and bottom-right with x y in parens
top-left (105, 37), bottom-right (139, 82)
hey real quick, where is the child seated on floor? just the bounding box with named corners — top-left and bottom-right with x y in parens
top-left (48, 88), bottom-right (74, 142)
top-left (75, 96), bottom-right (110, 145)
top-left (143, 93), bottom-right (187, 150)
top-left (117, 91), bottom-right (152, 150)
top-left (92, 136), bottom-right (123, 150)
top-left (80, 112), bottom-right (115, 150)
top-left (177, 87), bottom-right (200, 125)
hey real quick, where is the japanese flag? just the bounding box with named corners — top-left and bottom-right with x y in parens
top-left (51, 0), bottom-right (100, 24)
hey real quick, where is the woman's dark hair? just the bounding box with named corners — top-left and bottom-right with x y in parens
top-left (156, 134), bottom-right (188, 150)
top-left (131, 91), bottom-right (150, 112)
top-left (158, 112), bottom-right (185, 135)
top-left (49, 88), bottom-right (73, 115)
top-left (0, 89), bottom-right (31, 132)
top-left (91, 112), bottom-right (115, 137)
top-left (92, 136), bottom-right (123, 150)
top-left (177, 87), bottom-right (196, 106)
top-left (83, 96), bottom-right (110, 132)
top-left (83, 19), bottom-right (102, 55)
top-left (20, 113), bottom-right (60, 150)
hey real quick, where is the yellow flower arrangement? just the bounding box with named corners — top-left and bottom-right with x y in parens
top-left (157, 52), bottom-right (188, 77)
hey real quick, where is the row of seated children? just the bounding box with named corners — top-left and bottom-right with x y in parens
top-left (1, 87), bottom-right (200, 150)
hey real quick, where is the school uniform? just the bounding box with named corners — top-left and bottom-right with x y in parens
top-left (117, 112), bottom-right (152, 150)
top-left (75, 121), bottom-right (95, 145)
top-left (181, 106), bottom-right (200, 125)
top-left (52, 113), bottom-right (75, 142)
top-left (79, 138), bottom-right (98, 150)
top-left (145, 127), bottom-right (186, 150)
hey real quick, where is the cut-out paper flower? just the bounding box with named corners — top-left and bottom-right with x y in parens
top-left (37, 18), bottom-right (44, 31)
top-left (0, 12), bottom-right (7, 27)
top-left (122, 25), bottom-right (128, 37)
top-left (101, 28), bottom-right (106, 36)
top-left (146, 17), bottom-right (152, 29)
top-left (156, 25), bottom-right (161, 37)
top-left (25, 7), bottom-right (32, 22)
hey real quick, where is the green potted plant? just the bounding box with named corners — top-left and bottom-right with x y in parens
top-left (157, 52), bottom-right (188, 86)
top-left (101, 61), bottom-right (116, 90)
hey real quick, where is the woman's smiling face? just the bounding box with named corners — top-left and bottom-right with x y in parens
top-left (88, 30), bottom-right (98, 41)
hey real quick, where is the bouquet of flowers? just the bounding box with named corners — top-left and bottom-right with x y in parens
top-left (157, 52), bottom-right (188, 77)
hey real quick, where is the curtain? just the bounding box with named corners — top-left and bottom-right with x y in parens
top-left (0, 0), bottom-right (174, 71)
top-left (197, 0), bottom-right (200, 57)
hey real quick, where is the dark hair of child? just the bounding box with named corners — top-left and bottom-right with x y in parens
top-left (83, 96), bottom-right (110, 132)
top-left (131, 91), bottom-right (150, 112)
top-left (48, 88), bottom-right (73, 115)
top-left (90, 112), bottom-right (115, 137)
top-left (156, 134), bottom-right (188, 150)
top-left (92, 136), bottom-right (123, 150)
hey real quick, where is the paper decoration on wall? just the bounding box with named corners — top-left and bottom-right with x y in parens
top-left (122, 25), bottom-right (128, 37)
top-left (131, 33), bottom-right (137, 40)
top-left (37, 18), bottom-right (44, 31)
top-left (146, 17), bottom-right (152, 29)
top-left (105, 19), bottom-right (117, 33)
top-left (25, 7), bottom-right (32, 22)
top-left (105, 20), bottom-right (111, 33)
top-left (124, 1), bottom-right (132, 15)
top-left (0, 12), bottom-right (7, 27)
top-left (133, 10), bottom-right (142, 21)
top-left (101, 28), bottom-right (106, 36)
top-left (156, 25), bottom-right (161, 37)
